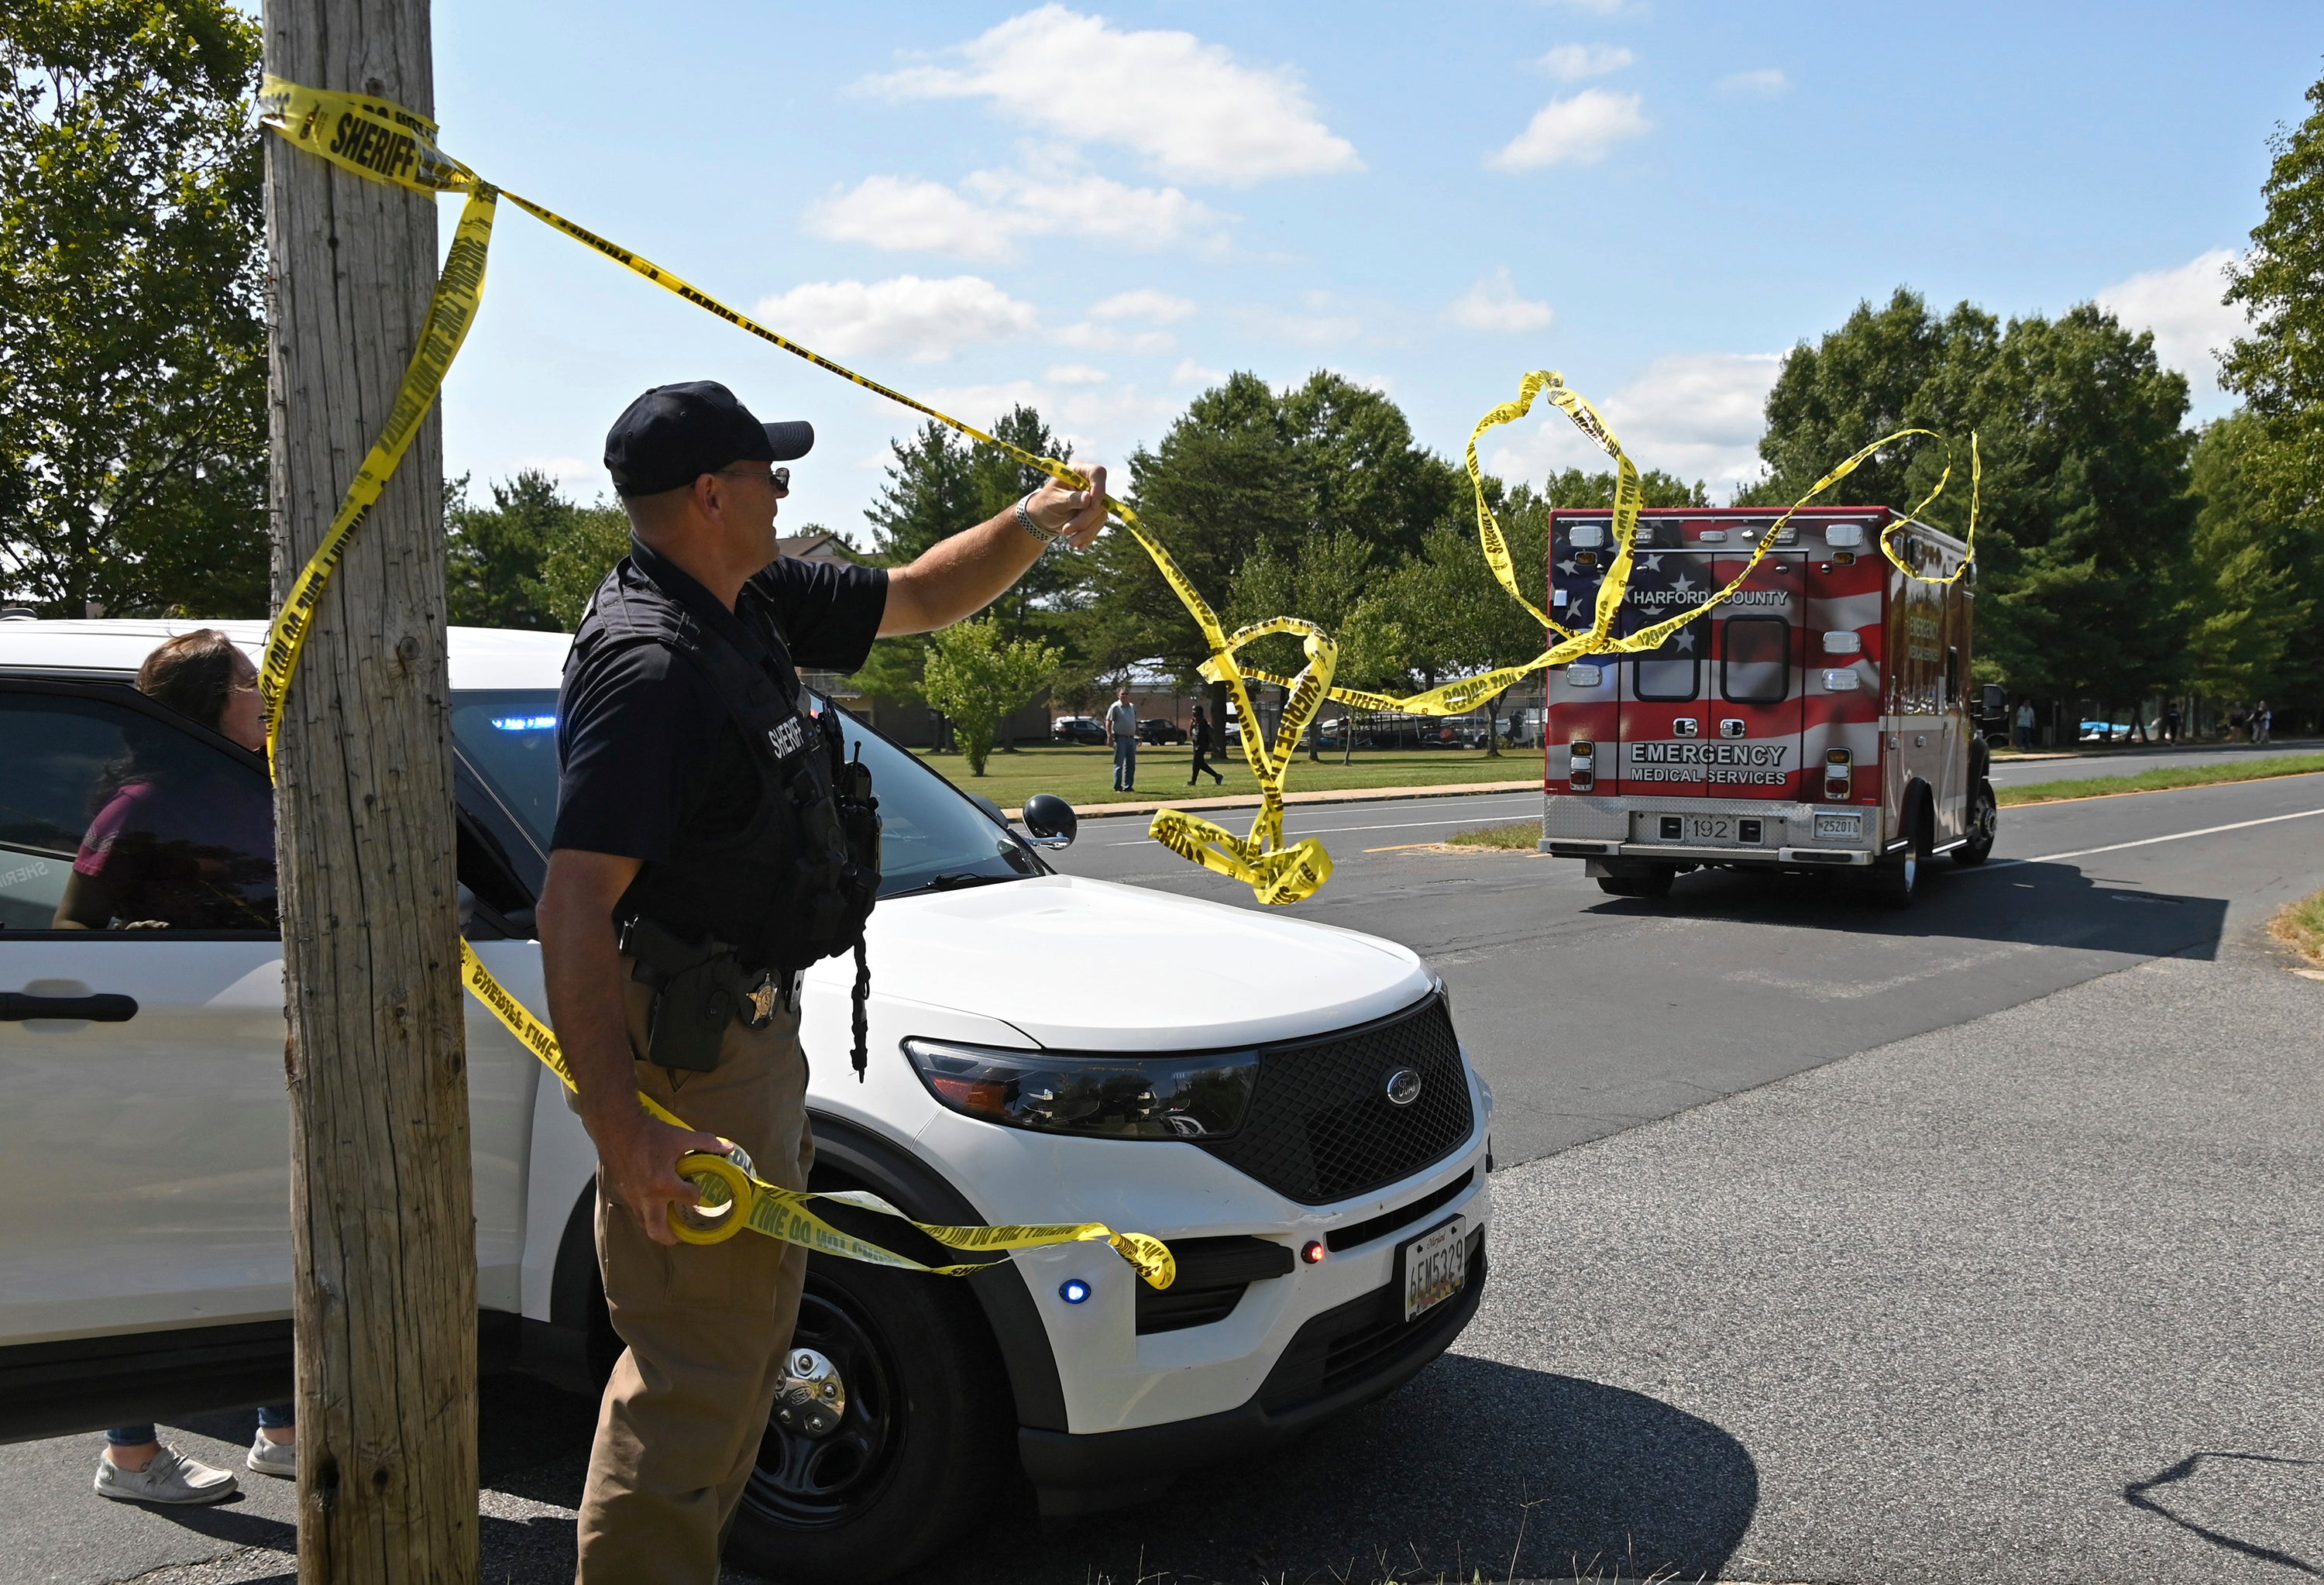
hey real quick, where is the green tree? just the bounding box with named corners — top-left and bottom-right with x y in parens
top-left (2215, 64), bottom-right (2324, 726)
top-left (1386, 481), bottom-right (1556, 755)
top-left (538, 497), bottom-right (631, 630)
top-left (2185, 414), bottom-right (2320, 709)
top-left (0, 0), bottom-right (267, 617)
top-left (920, 617), bottom-right (1061, 776)
top-left (1749, 289), bottom-right (2196, 718)
top-left (1092, 370), bottom-right (1462, 686)
top-left (1225, 529), bottom-right (1406, 760)
top-left (446, 470), bottom-right (565, 629)
top-left (857, 404), bottom-right (1084, 719)
top-left (2223, 70), bottom-right (2324, 456)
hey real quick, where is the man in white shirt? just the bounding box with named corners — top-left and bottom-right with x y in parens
top-left (1105, 686), bottom-right (1140, 792)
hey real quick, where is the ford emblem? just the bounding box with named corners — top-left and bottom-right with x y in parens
top-left (1383, 1067), bottom-right (1422, 1107)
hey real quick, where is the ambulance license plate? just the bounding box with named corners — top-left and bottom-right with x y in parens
top-left (1400, 1217), bottom-right (1467, 1322)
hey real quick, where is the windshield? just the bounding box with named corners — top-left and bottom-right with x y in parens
top-left (446, 689), bottom-right (1038, 900)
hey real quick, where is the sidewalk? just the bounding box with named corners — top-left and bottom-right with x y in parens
top-left (1009, 778), bottom-right (1541, 823)
top-left (1996, 734), bottom-right (2321, 763)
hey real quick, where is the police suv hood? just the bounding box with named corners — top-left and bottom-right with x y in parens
top-left (816, 873), bottom-right (1433, 1053)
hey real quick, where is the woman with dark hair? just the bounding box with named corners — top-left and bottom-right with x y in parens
top-left (53, 629), bottom-right (277, 933)
top-left (70, 631), bottom-right (295, 1504)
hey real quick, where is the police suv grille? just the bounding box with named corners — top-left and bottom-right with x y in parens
top-left (1198, 993), bottom-right (1471, 1205)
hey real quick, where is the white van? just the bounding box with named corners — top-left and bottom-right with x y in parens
top-left (0, 618), bottom-right (1492, 1581)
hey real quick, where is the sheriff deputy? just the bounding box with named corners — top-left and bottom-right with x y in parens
top-left (537, 380), bottom-right (1107, 1583)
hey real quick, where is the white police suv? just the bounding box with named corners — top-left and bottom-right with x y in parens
top-left (0, 617), bottom-right (1491, 1580)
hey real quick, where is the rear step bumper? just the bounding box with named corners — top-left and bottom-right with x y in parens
top-left (1543, 838), bottom-right (1873, 866)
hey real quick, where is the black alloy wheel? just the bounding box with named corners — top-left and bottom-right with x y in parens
top-left (1954, 780), bottom-right (1998, 865)
top-left (747, 1288), bottom-right (899, 1530)
top-left (727, 1256), bottom-right (1013, 1583)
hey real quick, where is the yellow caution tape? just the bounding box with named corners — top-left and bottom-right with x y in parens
top-left (255, 77), bottom-right (1171, 1289)
top-left (459, 945), bottom-right (1174, 1287)
top-left (256, 74), bottom-right (1976, 913)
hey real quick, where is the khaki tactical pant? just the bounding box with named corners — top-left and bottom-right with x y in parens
top-left (575, 968), bottom-right (813, 1584)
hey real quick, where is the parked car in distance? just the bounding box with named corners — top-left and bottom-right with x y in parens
top-left (2, 617), bottom-right (1493, 1585)
top-left (1137, 717), bottom-right (1187, 745)
top-left (1052, 715), bottom-right (1105, 745)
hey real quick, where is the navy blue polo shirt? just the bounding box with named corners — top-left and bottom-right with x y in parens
top-left (552, 539), bottom-right (888, 861)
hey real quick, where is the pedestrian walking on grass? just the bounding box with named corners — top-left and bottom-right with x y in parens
top-left (1106, 686), bottom-right (1139, 792)
top-left (2257, 701), bottom-right (2273, 744)
top-left (1188, 704), bottom-right (1225, 786)
top-left (2013, 699), bottom-right (2035, 751)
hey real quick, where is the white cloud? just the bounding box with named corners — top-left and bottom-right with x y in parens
top-left (1488, 352), bottom-right (1783, 496)
top-left (1539, 0), bottom-right (1628, 12)
top-left (1172, 359), bottom-right (1228, 387)
top-left (1044, 363), bottom-right (1111, 385)
top-left (1089, 288), bottom-right (1197, 324)
top-left (1055, 320), bottom-right (1175, 355)
top-left (1446, 267), bottom-right (1555, 333)
top-left (861, 5), bottom-right (1361, 185)
top-left (513, 455), bottom-right (607, 498)
top-left (2096, 249), bottom-right (2248, 409)
top-left (1538, 43), bottom-right (1634, 81)
top-left (1719, 68), bottom-right (1789, 97)
top-left (806, 159), bottom-right (1227, 260)
top-left (752, 275), bottom-right (1037, 361)
top-left (1489, 89), bottom-right (1650, 170)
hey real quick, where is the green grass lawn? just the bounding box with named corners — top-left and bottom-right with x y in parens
top-left (1999, 751), bottom-right (2324, 806)
top-left (908, 742), bottom-right (1545, 808)
top-left (2277, 887), bottom-right (2324, 964)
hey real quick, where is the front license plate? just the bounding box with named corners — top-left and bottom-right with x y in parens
top-left (1400, 1216), bottom-right (1467, 1322)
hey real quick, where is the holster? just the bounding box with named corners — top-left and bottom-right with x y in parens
top-left (621, 916), bottom-right (755, 1072)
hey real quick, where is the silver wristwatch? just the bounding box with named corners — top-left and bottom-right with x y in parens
top-left (1016, 493), bottom-right (1065, 545)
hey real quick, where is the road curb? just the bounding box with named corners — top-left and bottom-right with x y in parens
top-left (1006, 779), bottom-right (1542, 823)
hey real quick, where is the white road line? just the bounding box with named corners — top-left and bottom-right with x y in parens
top-left (2003, 806), bottom-right (2324, 866)
top-left (1107, 809), bottom-right (1536, 846)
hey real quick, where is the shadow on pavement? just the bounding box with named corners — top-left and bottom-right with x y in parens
top-left (1588, 859), bottom-right (2231, 962)
top-left (2124, 1451), bottom-right (2322, 1577)
top-left (916, 1355), bottom-right (1758, 1584)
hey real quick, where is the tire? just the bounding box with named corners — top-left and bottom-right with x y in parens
top-left (724, 1256), bottom-right (1014, 1583)
top-left (1596, 865), bottom-right (1675, 898)
top-left (1871, 806), bottom-right (1930, 909)
top-left (1954, 780), bottom-right (1997, 866)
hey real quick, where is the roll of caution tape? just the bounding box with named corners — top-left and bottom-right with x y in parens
top-left (457, 944), bottom-right (1174, 1287)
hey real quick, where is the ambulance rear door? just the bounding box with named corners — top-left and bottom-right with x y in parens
top-left (1612, 528), bottom-right (1712, 796)
top-left (1704, 535), bottom-right (1807, 802)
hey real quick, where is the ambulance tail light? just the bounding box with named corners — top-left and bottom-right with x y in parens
top-left (1823, 748), bottom-right (1851, 803)
top-left (1567, 740), bottom-right (1596, 792)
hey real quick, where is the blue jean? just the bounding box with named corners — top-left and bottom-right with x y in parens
top-left (1112, 737), bottom-right (1136, 789)
top-left (109, 1403), bottom-right (291, 1445)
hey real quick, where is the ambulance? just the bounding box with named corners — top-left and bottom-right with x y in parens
top-left (1538, 506), bottom-right (2003, 907)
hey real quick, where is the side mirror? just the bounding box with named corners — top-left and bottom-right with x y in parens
top-left (1020, 792), bottom-right (1078, 851)
top-left (1978, 682), bottom-right (2008, 720)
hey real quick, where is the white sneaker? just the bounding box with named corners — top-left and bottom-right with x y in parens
top-left (246, 1431), bottom-right (295, 1478)
top-left (95, 1445), bottom-right (239, 1505)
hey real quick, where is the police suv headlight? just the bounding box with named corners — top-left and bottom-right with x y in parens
top-left (902, 1038), bottom-right (1258, 1140)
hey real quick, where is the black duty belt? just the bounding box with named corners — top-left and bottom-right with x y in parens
top-left (620, 916), bottom-right (799, 1072)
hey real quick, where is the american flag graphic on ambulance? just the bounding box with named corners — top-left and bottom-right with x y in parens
top-left (1540, 505), bottom-right (1992, 897)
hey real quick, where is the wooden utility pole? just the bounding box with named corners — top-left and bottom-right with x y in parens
top-left (262, 2), bottom-right (478, 1580)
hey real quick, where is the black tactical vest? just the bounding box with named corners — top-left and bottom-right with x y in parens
top-left (567, 555), bottom-right (881, 975)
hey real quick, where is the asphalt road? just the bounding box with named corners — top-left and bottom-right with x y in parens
top-left (10, 766), bottom-right (2322, 1583)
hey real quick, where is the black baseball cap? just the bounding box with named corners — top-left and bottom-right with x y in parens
top-left (603, 380), bottom-right (813, 497)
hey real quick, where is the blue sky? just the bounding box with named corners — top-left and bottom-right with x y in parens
top-left (422, 1), bottom-right (2319, 539)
